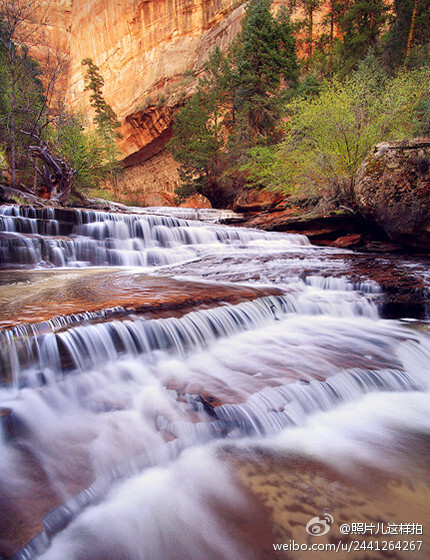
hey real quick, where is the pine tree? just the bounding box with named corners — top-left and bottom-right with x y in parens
top-left (385, 0), bottom-right (430, 67)
top-left (297, 0), bottom-right (322, 66)
top-left (167, 86), bottom-right (224, 202)
top-left (236, 0), bottom-right (298, 141)
top-left (81, 58), bottom-right (121, 193)
top-left (81, 58), bottom-right (120, 137)
top-left (275, 4), bottom-right (300, 85)
top-left (168, 0), bottom-right (299, 204)
top-left (335, 0), bottom-right (388, 70)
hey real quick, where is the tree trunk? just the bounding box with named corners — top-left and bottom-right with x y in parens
top-left (307, 6), bottom-right (314, 67)
top-left (329, 9), bottom-right (334, 76)
top-left (28, 141), bottom-right (76, 204)
top-left (406, 0), bottom-right (418, 60)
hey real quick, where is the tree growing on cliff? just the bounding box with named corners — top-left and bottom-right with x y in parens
top-left (82, 58), bottom-right (120, 137)
top-left (81, 58), bottom-right (121, 193)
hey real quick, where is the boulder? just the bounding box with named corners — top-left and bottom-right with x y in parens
top-left (136, 191), bottom-right (175, 207)
top-left (179, 194), bottom-right (212, 208)
top-left (355, 139), bottom-right (430, 250)
top-left (232, 188), bottom-right (284, 213)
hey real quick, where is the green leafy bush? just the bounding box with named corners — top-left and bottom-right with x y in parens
top-left (244, 59), bottom-right (430, 203)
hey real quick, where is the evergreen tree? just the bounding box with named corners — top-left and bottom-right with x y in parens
top-left (275, 4), bottom-right (300, 86)
top-left (167, 47), bottom-right (237, 204)
top-left (168, 0), bottom-right (298, 205)
top-left (385, 0), bottom-right (430, 67)
top-left (321, 0), bottom-right (347, 75)
top-left (81, 58), bottom-right (120, 137)
top-left (335, 0), bottom-right (388, 71)
top-left (297, 0), bottom-right (322, 66)
top-left (81, 58), bottom-right (121, 193)
top-left (235, 0), bottom-right (298, 142)
top-left (199, 45), bottom-right (238, 132)
top-left (167, 86), bottom-right (226, 204)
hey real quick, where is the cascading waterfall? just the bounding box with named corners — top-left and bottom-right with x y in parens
top-left (0, 205), bottom-right (309, 268)
top-left (0, 203), bottom-right (429, 560)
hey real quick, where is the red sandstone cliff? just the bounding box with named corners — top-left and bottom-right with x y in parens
top-left (51, 0), bottom-right (331, 204)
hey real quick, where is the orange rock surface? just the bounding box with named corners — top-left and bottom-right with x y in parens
top-left (44, 0), bottom-right (342, 202)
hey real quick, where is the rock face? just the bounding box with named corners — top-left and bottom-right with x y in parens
top-left (64, 0), bottom-right (246, 203)
top-left (45, 0), bottom-right (333, 204)
top-left (355, 139), bottom-right (430, 250)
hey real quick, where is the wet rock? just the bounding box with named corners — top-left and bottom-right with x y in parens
top-left (232, 189), bottom-right (284, 213)
top-left (179, 194), bottom-right (212, 209)
top-left (330, 233), bottom-right (363, 248)
top-left (355, 138), bottom-right (430, 250)
top-left (0, 269), bottom-right (282, 330)
top-left (239, 210), bottom-right (375, 247)
top-left (328, 252), bottom-right (430, 319)
top-left (0, 185), bottom-right (56, 208)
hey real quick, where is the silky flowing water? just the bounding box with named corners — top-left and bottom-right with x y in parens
top-left (0, 204), bottom-right (429, 560)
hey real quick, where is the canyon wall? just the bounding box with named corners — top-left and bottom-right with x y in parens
top-left (58, 0), bottom-right (328, 204)
top-left (64, 0), bottom-right (248, 204)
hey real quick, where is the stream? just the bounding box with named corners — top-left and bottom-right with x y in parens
top-left (0, 204), bottom-right (429, 560)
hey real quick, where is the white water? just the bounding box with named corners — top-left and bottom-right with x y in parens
top-left (0, 204), bottom-right (308, 268)
top-left (0, 204), bottom-right (429, 559)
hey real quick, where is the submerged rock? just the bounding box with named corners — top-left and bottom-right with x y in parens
top-left (355, 138), bottom-right (430, 250)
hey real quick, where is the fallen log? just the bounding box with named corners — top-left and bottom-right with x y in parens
top-left (28, 142), bottom-right (76, 204)
top-left (21, 131), bottom-right (76, 204)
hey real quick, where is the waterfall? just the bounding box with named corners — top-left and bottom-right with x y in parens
top-left (0, 203), bottom-right (429, 560)
top-left (0, 205), bottom-right (308, 268)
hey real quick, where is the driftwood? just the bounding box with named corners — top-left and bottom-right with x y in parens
top-left (29, 143), bottom-right (76, 204)
top-left (22, 132), bottom-right (76, 204)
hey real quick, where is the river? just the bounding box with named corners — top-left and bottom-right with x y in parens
top-left (0, 204), bottom-right (429, 560)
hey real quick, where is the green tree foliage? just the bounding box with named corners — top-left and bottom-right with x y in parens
top-left (235, 0), bottom-right (298, 141)
top-left (167, 47), bottom-right (236, 205)
top-left (168, 89), bottom-right (224, 200)
top-left (244, 57), bottom-right (430, 203)
top-left (48, 111), bottom-right (106, 193)
top-left (385, 0), bottom-right (430, 67)
top-left (168, 0), bottom-right (299, 205)
top-left (81, 58), bottom-right (122, 193)
top-left (81, 58), bottom-right (121, 137)
top-left (0, 143), bottom-right (7, 178)
top-left (0, 0), bottom-right (47, 186)
top-left (0, 5), bottom-right (122, 201)
top-left (335, 0), bottom-right (389, 72)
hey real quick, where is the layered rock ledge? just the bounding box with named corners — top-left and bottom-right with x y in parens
top-left (0, 269), bottom-right (282, 330)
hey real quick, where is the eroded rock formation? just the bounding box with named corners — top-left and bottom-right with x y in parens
top-left (64, 0), bottom-right (246, 202)
top-left (47, 0), bottom-right (332, 204)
